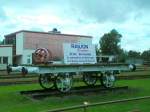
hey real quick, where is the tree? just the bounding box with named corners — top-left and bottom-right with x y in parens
top-left (141, 49), bottom-right (150, 61)
top-left (95, 44), bottom-right (100, 55)
top-left (117, 49), bottom-right (128, 62)
top-left (99, 29), bottom-right (122, 55)
top-left (95, 44), bottom-right (101, 62)
top-left (128, 50), bottom-right (141, 59)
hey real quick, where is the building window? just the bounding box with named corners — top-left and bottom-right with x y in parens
top-left (27, 58), bottom-right (30, 64)
top-left (27, 55), bottom-right (31, 64)
top-left (3, 57), bottom-right (8, 64)
top-left (13, 38), bottom-right (16, 44)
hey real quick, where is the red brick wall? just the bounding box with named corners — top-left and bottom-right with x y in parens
top-left (24, 32), bottom-right (82, 60)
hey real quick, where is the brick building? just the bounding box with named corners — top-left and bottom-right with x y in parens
top-left (4, 30), bottom-right (92, 65)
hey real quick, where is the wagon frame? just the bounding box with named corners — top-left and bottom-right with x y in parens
top-left (7, 63), bottom-right (135, 93)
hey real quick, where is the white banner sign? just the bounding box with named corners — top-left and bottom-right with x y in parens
top-left (63, 43), bottom-right (97, 64)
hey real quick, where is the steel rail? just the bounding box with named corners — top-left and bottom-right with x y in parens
top-left (20, 86), bottom-right (128, 99)
top-left (47, 96), bottom-right (150, 112)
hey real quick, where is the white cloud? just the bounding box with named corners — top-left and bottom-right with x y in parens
top-left (0, 0), bottom-right (150, 52)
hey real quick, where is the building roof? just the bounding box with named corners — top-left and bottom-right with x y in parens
top-left (5, 30), bottom-right (92, 38)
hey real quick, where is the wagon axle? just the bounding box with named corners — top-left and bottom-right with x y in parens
top-left (39, 72), bottom-right (116, 93)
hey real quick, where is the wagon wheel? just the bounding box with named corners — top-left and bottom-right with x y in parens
top-left (55, 73), bottom-right (73, 93)
top-left (100, 72), bottom-right (115, 88)
top-left (83, 72), bottom-right (97, 86)
top-left (33, 48), bottom-right (52, 63)
top-left (39, 74), bottom-right (54, 89)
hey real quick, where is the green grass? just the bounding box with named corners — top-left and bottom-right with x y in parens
top-left (1, 79), bottom-right (150, 112)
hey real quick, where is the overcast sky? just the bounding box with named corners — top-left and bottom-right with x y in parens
top-left (0, 0), bottom-right (150, 52)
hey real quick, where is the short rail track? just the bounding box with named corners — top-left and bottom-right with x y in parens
top-left (117, 75), bottom-right (150, 80)
top-left (0, 75), bottom-right (150, 86)
top-left (20, 86), bottom-right (128, 99)
top-left (0, 75), bottom-right (37, 79)
top-left (0, 80), bottom-right (37, 86)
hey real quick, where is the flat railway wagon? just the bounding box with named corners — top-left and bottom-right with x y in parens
top-left (7, 63), bottom-right (135, 93)
top-left (7, 45), bottom-right (136, 93)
